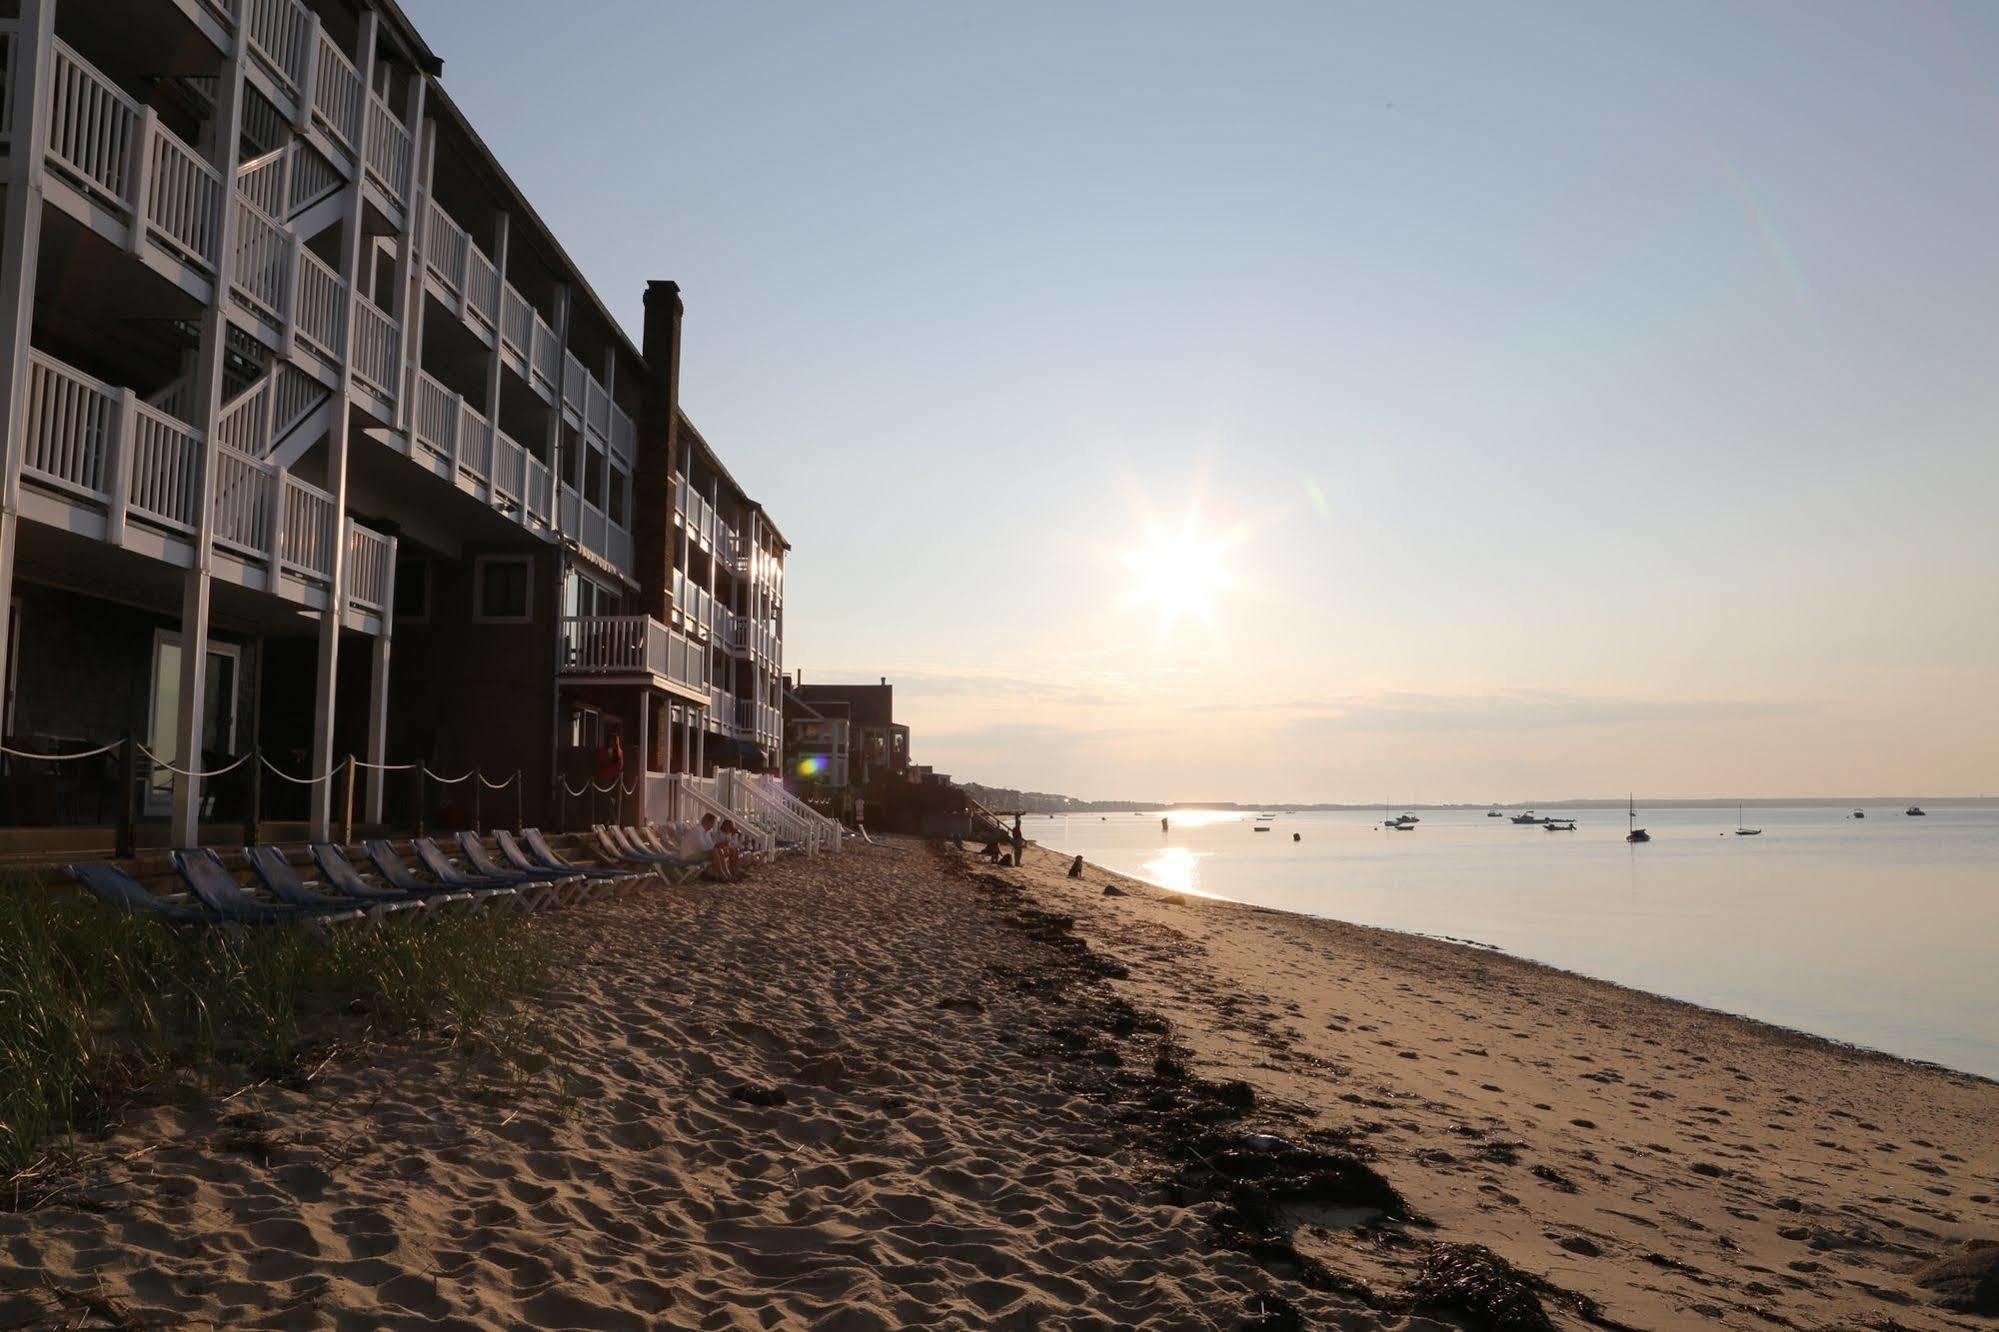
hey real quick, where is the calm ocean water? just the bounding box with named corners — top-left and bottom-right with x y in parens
top-left (1033, 804), bottom-right (1999, 1080)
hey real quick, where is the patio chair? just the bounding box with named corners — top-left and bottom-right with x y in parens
top-left (307, 842), bottom-right (469, 912)
top-left (499, 829), bottom-right (629, 897)
top-left (456, 831), bottom-right (586, 903)
top-left (69, 862), bottom-right (247, 928)
top-left (411, 836), bottom-right (548, 910)
top-left (244, 845), bottom-right (420, 920)
top-left (167, 848), bottom-right (365, 930)
top-left (608, 825), bottom-right (706, 882)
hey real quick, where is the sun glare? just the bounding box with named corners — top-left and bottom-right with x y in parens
top-left (1117, 515), bottom-right (1237, 635)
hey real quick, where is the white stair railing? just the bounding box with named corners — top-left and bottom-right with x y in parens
top-left (667, 776), bottom-right (776, 856)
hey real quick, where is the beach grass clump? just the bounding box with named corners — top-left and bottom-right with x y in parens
top-left (0, 876), bottom-right (552, 1172)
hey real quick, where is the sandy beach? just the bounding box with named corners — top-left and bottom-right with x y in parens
top-left (3, 838), bottom-right (1994, 1329)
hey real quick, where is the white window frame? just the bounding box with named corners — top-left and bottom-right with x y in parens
top-left (144, 630), bottom-right (242, 816)
top-left (473, 554), bottom-right (534, 624)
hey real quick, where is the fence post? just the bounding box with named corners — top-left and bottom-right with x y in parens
top-left (341, 756), bottom-right (355, 844)
top-left (413, 767), bottom-right (426, 836)
top-left (116, 733), bottom-right (139, 860)
top-left (245, 745), bottom-right (262, 846)
top-left (514, 772), bottom-right (523, 833)
top-left (472, 768), bottom-right (482, 833)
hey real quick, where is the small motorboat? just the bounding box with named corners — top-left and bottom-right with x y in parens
top-left (1487, 807), bottom-right (1503, 817)
top-left (1257, 812), bottom-right (1279, 820)
top-left (1398, 813), bottom-right (1420, 824)
top-left (1852, 809), bottom-right (1865, 819)
top-left (1253, 825), bottom-right (1270, 832)
top-left (1543, 819), bottom-right (1576, 831)
top-left (1389, 820), bottom-right (1415, 831)
top-left (1905, 805), bottom-right (1927, 817)
top-left (1511, 811), bottom-right (1542, 825)
top-left (1734, 804), bottom-right (1761, 836)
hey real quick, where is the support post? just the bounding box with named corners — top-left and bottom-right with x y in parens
top-left (116, 733), bottom-right (138, 860)
top-left (413, 765), bottom-right (426, 836)
top-left (0, 0), bottom-right (55, 742)
top-left (471, 767), bottom-right (482, 833)
top-left (245, 745), bottom-right (262, 846)
top-left (308, 10), bottom-right (381, 840)
top-left (340, 755), bottom-right (355, 845)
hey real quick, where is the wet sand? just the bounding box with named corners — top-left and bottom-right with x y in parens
top-left (1, 837), bottom-right (1993, 1329)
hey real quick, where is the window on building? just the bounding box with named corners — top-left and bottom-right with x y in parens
top-left (393, 556), bottom-right (429, 621)
top-left (608, 466), bottom-right (628, 527)
top-left (474, 555), bottom-right (532, 622)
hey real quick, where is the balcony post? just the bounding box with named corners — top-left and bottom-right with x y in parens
top-left (126, 109), bottom-right (159, 257)
top-left (482, 213), bottom-right (510, 508)
top-left (106, 388), bottom-right (136, 545)
top-left (308, 8), bottom-right (380, 840)
top-left (294, 12), bottom-right (323, 135)
top-left (0, 0), bottom-right (55, 680)
top-left (169, 37), bottom-right (248, 848)
top-left (389, 76), bottom-right (430, 432)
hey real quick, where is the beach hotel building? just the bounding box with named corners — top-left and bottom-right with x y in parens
top-left (0, 0), bottom-right (788, 851)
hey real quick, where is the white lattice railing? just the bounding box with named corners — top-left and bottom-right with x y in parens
top-left (279, 471), bottom-right (335, 584)
top-left (311, 29), bottom-right (363, 154)
top-left (293, 246), bottom-right (347, 361)
top-left (531, 312), bottom-right (561, 387)
top-left (237, 143), bottom-right (289, 218)
top-left (347, 521), bottom-right (394, 614)
top-left (411, 369), bottom-right (455, 464)
top-left (242, 0), bottom-right (313, 101)
top-left (501, 285), bottom-right (533, 358)
top-left (22, 352), bottom-right (115, 502)
top-left (145, 129), bottom-right (224, 271)
top-left (211, 443), bottom-right (274, 557)
top-left (231, 198), bottom-right (293, 327)
top-left (493, 428), bottom-right (525, 504)
top-left (523, 454), bottom-right (553, 528)
top-left (363, 94), bottom-right (411, 201)
top-left (126, 404), bottom-right (203, 533)
top-left (351, 299), bottom-right (398, 402)
top-left (458, 401), bottom-right (491, 480)
top-left (47, 40), bottom-right (137, 205)
top-left (666, 776), bottom-right (776, 856)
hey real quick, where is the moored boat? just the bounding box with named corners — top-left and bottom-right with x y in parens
top-left (1905, 805), bottom-right (1927, 817)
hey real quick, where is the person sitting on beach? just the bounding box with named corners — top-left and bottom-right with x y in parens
top-left (716, 819), bottom-right (751, 879)
top-left (688, 814), bottom-right (734, 881)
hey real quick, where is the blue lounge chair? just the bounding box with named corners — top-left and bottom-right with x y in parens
top-left (359, 839), bottom-right (533, 909)
top-left (457, 831), bottom-right (579, 896)
top-left (410, 837), bottom-right (545, 909)
top-left (522, 827), bottom-right (645, 893)
top-left (70, 862), bottom-right (235, 927)
top-left (308, 842), bottom-right (468, 911)
top-left (496, 830), bottom-right (623, 898)
top-left (245, 845), bottom-right (420, 919)
top-left (168, 848), bottom-right (365, 928)
top-left (596, 825), bottom-right (704, 883)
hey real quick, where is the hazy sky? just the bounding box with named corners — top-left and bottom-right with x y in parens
top-left (408, 1), bottom-right (1999, 802)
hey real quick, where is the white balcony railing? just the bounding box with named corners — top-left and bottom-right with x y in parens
top-left (523, 453), bottom-right (553, 528)
top-left (293, 246), bottom-right (347, 362)
top-left (243, 0), bottom-right (313, 101)
top-left (363, 94), bottom-right (411, 202)
top-left (231, 198), bottom-right (293, 328)
top-left (351, 299), bottom-right (399, 403)
top-left (126, 404), bottom-right (203, 533)
top-left (311, 29), bottom-right (363, 155)
top-left (347, 521), bottom-right (395, 614)
top-left (210, 443), bottom-right (274, 559)
top-left (561, 615), bottom-right (709, 694)
top-left (145, 128), bottom-right (225, 272)
top-left (500, 285), bottom-right (533, 359)
top-left (458, 401), bottom-right (491, 480)
top-left (411, 369), bottom-right (455, 465)
top-left (531, 311), bottom-right (561, 388)
top-left (46, 40), bottom-right (224, 272)
top-left (278, 471), bottom-right (336, 585)
top-left (493, 427), bottom-right (525, 505)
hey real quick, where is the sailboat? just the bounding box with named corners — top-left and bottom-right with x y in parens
top-left (1733, 804), bottom-right (1761, 836)
top-left (1625, 794), bottom-right (1649, 843)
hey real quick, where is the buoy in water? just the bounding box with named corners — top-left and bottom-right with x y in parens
top-left (1293, 833), bottom-right (1301, 842)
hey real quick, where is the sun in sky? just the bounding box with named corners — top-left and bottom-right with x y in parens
top-left (1114, 501), bottom-right (1246, 640)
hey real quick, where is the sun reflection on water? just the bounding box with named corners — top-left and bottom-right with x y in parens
top-left (1140, 846), bottom-right (1221, 897)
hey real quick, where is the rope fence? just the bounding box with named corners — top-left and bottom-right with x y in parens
top-left (0, 735), bottom-right (614, 856)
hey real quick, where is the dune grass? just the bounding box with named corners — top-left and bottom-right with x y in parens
top-left (0, 878), bottom-right (553, 1173)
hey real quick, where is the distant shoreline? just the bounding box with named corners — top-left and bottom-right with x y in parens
top-left (992, 796), bottom-right (1999, 814)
